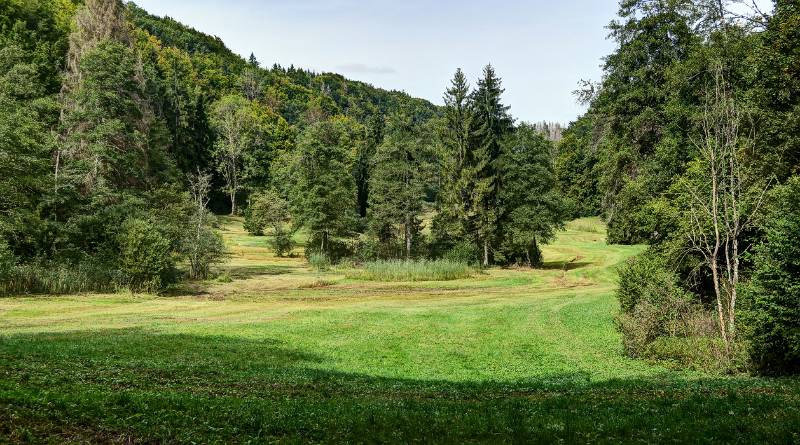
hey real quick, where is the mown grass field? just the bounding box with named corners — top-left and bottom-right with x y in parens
top-left (1, 218), bottom-right (798, 443)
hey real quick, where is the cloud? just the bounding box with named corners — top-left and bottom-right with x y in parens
top-left (335, 63), bottom-right (396, 75)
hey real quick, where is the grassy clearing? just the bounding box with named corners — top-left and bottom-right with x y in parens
top-left (1, 218), bottom-right (798, 443)
top-left (347, 259), bottom-right (476, 282)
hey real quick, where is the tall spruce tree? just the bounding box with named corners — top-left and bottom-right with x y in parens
top-left (470, 65), bottom-right (513, 266)
top-left (287, 116), bottom-right (362, 254)
top-left (437, 68), bottom-right (474, 241)
top-left (368, 110), bottom-right (432, 259)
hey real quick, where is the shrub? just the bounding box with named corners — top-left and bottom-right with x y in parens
top-left (305, 234), bottom-right (353, 263)
top-left (443, 241), bottom-right (481, 266)
top-left (0, 240), bottom-right (15, 282)
top-left (118, 219), bottom-right (175, 291)
top-left (348, 259), bottom-right (475, 282)
top-left (270, 231), bottom-right (294, 257)
top-left (616, 252), bottom-right (714, 351)
top-left (617, 252), bottom-right (687, 314)
top-left (740, 177), bottom-right (800, 375)
top-left (242, 208), bottom-right (265, 236)
top-left (182, 226), bottom-right (227, 280)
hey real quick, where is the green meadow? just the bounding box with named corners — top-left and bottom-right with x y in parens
top-left (1, 218), bottom-right (798, 443)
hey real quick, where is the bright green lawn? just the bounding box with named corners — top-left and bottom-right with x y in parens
top-left (1, 218), bottom-right (798, 443)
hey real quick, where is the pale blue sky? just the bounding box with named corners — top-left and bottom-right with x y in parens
top-left (130, 0), bottom-right (770, 124)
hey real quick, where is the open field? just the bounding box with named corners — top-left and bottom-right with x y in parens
top-left (1, 218), bottom-right (798, 443)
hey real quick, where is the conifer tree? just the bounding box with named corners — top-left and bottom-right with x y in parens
top-left (369, 111), bottom-right (432, 259)
top-left (438, 68), bottom-right (474, 240)
top-left (470, 65), bottom-right (513, 266)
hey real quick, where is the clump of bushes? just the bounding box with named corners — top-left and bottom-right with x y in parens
top-left (117, 218), bottom-right (177, 292)
top-left (442, 241), bottom-right (481, 266)
top-left (615, 251), bottom-right (734, 372)
top-left (347, 259), bottom-right (475, 282)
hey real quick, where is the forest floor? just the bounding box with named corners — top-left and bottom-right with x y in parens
top-left (1, 218), bottom-right (798, 443)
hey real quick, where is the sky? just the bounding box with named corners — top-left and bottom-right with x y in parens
top-left (130, 0), bottom-right (771, 124)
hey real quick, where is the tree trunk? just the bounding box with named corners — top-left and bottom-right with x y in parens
top-left (405, 214), bottom-right (412, 260)
top-left (483, 239), bottom-right (489, 268)
top-left (230, 192), bottom-right (237, 215)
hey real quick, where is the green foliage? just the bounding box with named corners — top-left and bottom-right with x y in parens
top-left (617, 251), bottom-right (691, 314)
top-left (348, 259), bottom-right (475, 282)
top-left (740, 177), bottom-right (800, 375)
top-left (245, 189), bottom-right (295, 257)
top-left (614, 250), bottom-right (737, 372)
top-left (0, 240), bottom-right (16, 282)
top-left (470, 65), bottom-right (513, 265)
top-left (555, 115), bottom-right (601, 218)
top-left (117, 218), bottom-right (176, 291)
top-left (286, 117), bottom-right (362, 254)
top-left (442, 241), bottom-right (481, 266)
top-left (497, 125), bottom-right (566, 266)
top-left (368, 110), bottom-right (433, 259)
top-left (181, 227), bottom-right (226, 280)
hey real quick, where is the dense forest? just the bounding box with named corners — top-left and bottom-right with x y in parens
top-left (0, 0), bottom-right (797, 378)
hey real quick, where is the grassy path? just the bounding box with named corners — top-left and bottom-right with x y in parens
top-left (1, 218), bottom-right (798, 443)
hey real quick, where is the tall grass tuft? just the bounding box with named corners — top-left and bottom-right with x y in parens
top-left (308, 252), bottom-right (331, 271)
top-left (0, 263), bottom-right (119, 296)
top-left (348, 259), bottom-right (475, 282)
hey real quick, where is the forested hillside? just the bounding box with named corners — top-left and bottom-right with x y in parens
top-left (0, 0), bottom-right (441, 292)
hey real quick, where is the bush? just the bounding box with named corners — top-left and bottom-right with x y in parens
top-left (243, 208), bottom-right (265, 236)
top-left (182, 226), bottom-right (227, 280)
top-left (347, 259), bottom-right (475, 282)
top-left (305, 234), bottom-right (353, 263)
top-left (615, 251), bottom-right (727, 368)
top-left (740, 177), bottom-right (800, 375)
top-left (118, 219), bottom-right (175, 291)
top-left (0, 240), bottom-right (15, 282)
top-left (443, 241), bottom-right (481, 266)
top-left (616, 252), bottom-right (690, 314)
top-left (270, 231), bottom-right (294, 257)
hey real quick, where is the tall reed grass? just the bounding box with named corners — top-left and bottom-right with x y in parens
top-left (347, 259), bottom-right (475, 282)
top-left (0, 263), bottom-right (118, 295)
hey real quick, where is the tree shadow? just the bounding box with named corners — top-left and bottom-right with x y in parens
top-left (540, 260), bottom-right (592, 271)
top-left (225, 264), bottom-right (296, 280)
top-left (1, 329), bottom-right (798, 444)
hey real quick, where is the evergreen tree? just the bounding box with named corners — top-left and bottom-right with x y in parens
top-left (287, 116), bottom-right (362, 253)
top-left (740, 177), bottom-right (800, 375)
top-left (368, 111), bottom-right (432, 259)
top-left (355, 114), bottom-right (385, 219)
top-left (470, 65), bottom-right (513, 266)
top-left (498, 125), bottom-right (565, 266)
top-left (436, 68), bottom-right (474, 244)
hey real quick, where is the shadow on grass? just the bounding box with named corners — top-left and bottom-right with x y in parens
top-left (1, 329), bottom-right (798, 444)
top-left (540, 260), bottom-right (592, 271)
top-left (225, 264), bottom-right (296, 280)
